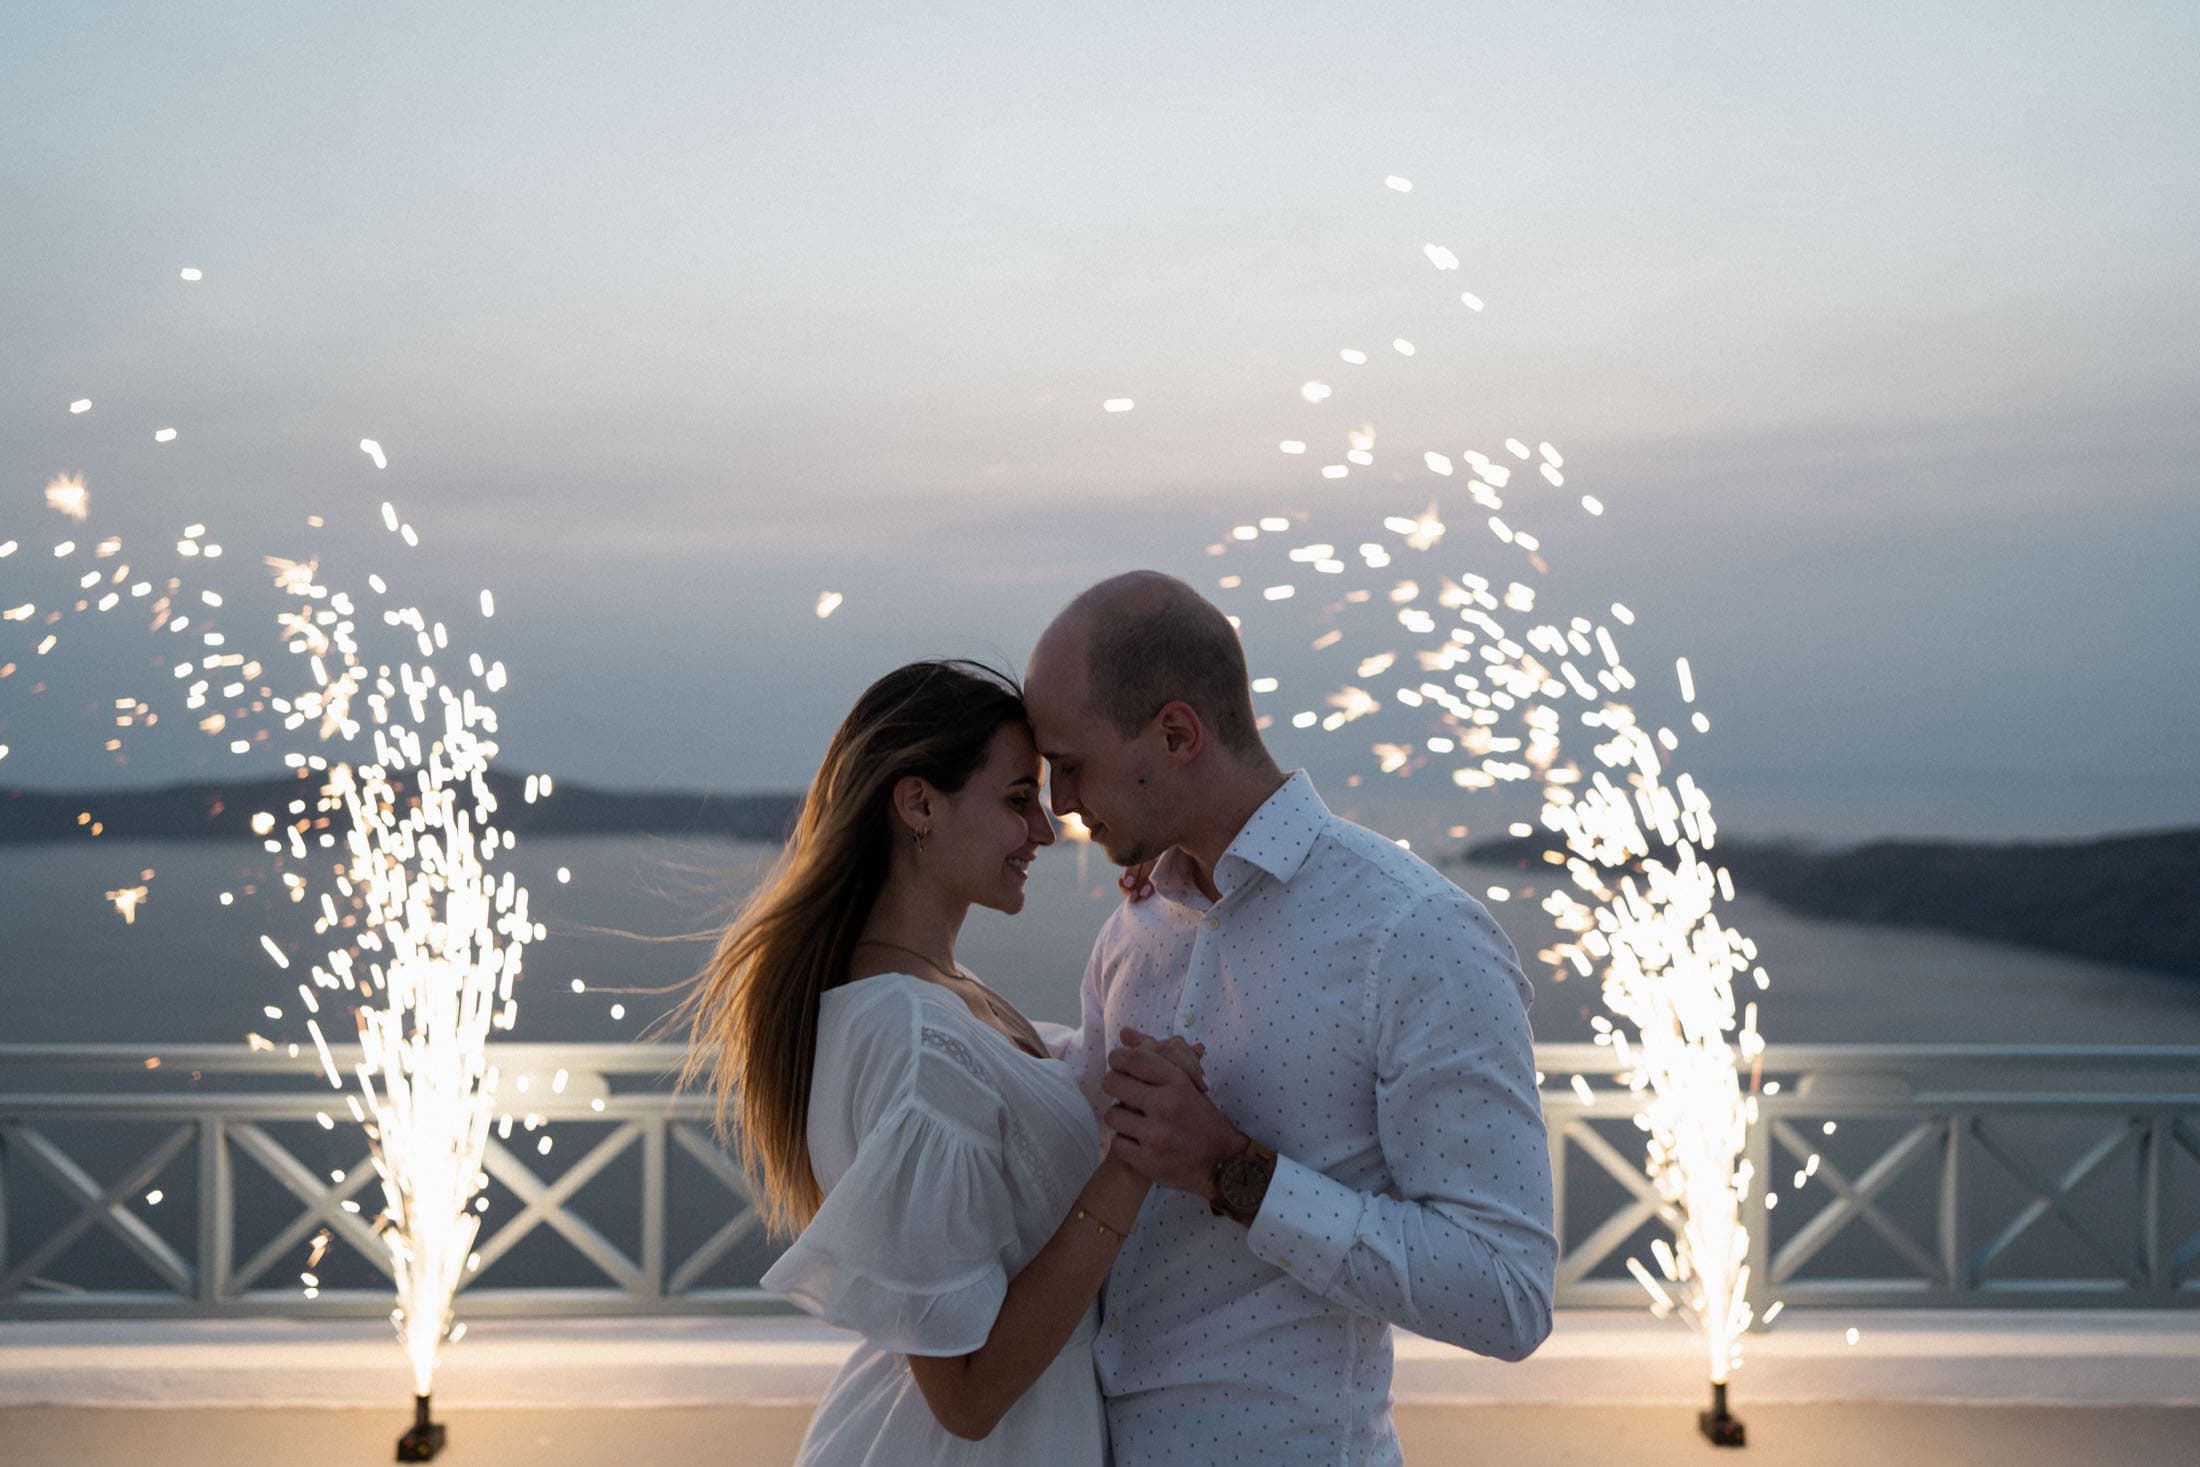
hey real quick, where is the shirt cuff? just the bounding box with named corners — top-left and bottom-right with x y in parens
top-left (1244, 1152), bottom-right (1364, 1295)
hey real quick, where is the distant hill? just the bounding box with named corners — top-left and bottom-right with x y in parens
top-left (1461, 828), bottom-right (2200, 982)
top-left (0, 775), bottom-right (805, 846)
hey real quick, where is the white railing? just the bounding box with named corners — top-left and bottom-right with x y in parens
top-left (2, 1043), bottom-right (2195, 1319)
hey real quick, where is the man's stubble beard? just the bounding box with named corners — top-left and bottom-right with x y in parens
top-left (1103, 829), bottom-right (1163, 869)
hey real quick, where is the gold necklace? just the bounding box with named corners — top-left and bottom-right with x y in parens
top-left (854, 939), bottom-right (1045, 1058)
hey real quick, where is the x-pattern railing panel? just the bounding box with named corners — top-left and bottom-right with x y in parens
top-left (666, 1121), bottom-right (767, 1296)
top-left (4, 1043), bottom-right (2196, 1319)
top-left (1550, 1117), bottom-right (1677, 1288)
top-left (1967, 1117), bottom-right (2140, 1284)
top-left (1, 1122), bottom-right (197, 1296)
top-left (224, 1122), bottom-right (390, 1291)
top-left (1770, 1119), bottom-right (1941, 1286)
top-left (473, 1122), bottom-right (648, 1291)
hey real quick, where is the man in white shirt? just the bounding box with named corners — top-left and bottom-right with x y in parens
top-left (1024, 571), bottom-right (1556, 1467)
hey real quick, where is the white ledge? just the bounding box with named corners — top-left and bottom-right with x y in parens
top-left (2, 1310), bottom-right (2195, 1410)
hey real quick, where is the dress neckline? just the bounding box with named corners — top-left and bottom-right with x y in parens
top-left (828, 970), bottom-right (1061, 1066)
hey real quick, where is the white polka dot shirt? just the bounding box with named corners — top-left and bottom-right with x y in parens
top-left (1069, 772), bottom-right (1557, 1466)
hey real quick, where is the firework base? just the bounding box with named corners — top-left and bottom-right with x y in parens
top-left (395, 1393), bottom-right (446, 1461)
top-left (1698, 1380), bottom-right (1746, 1447)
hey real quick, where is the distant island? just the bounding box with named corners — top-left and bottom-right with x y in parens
top-left (0, 775), bottom-right (805, 846)
top-left (1460, 828), bottom-right (2200, 982)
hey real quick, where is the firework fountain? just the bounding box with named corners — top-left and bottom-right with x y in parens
top-left (1196, 177), bottom-right (1770, 1442)
top-left (274, 545), bottom-right (541, 1458)
top-left (6, 384), bottom-right (541, 1457)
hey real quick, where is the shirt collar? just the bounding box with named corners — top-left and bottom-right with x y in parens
top-left (1147, 771), bottom-right (1329, 906)
top-left (1215, 770), bottom-right (1328, 889)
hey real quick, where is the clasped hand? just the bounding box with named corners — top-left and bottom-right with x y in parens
top-left (1101, 1028), bottom-right (1245, 1200)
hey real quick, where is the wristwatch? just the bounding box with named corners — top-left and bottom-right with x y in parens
top-left (1209, 1137), bottom-right (1276, 1225)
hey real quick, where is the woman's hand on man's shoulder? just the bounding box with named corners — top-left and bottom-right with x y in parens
top-left (1117, 858), bottom-right (1159, 902)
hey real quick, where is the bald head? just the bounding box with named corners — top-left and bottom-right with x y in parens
top-left (1038, 571), bottom-right (1263, 755)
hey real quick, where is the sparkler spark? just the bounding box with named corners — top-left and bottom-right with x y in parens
top-left (44, 474), bottom-right (89, 521)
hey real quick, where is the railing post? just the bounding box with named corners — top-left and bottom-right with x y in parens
top-left (1546, 1117), bottom-right (1569, 1270)
top-left (2141, 1112), bottom-right (2167, 1294)
top-left (1941, 1112), bottom-right (1964, 1293)
top-left (641, 1112), bottom-right (666, 1301)
top-left (197, 1115), bottom-right (230, 1304)
top-left (1744, 1095), bottom-right (1773, 1328)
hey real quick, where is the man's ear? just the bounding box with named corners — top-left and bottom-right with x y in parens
top-left (1153, 701), bottom-right (1206, 765)
top-left (890, 775), bottom-right (935, 837)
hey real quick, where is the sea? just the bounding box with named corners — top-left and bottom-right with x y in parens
top-left (5, 833), bottom-right (2198, 1050)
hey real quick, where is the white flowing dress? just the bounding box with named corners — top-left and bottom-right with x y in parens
top-left (761, 971), bottom-right (1109, 1467)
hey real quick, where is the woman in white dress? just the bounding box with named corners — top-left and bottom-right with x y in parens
top-left (679, 660), bottom-right (1199, 1465)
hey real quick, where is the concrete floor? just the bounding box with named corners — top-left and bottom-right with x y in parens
top-left (9, 1312), bottom-right (2196, 1463)
top-left (5, 1402), bottom-right (2200, 1466)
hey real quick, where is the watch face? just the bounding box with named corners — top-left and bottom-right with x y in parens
top-left (1218, 1151), bottom-right (1271, 1211)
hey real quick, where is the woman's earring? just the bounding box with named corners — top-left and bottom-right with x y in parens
top-left (914, 829), bottom-right (928, 855)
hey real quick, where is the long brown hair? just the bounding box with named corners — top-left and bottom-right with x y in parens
top-left (677, 660), bottom-right (1027, 1237)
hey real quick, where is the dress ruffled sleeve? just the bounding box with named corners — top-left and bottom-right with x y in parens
top-left (761, 1002), bottom-right (1019, 1357)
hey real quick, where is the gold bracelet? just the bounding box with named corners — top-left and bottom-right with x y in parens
top-left (1074, 1205), bottom-right (1131, 1242)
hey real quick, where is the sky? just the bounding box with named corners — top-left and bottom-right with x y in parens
top-left (4, 3), bottom-right (2196, 843)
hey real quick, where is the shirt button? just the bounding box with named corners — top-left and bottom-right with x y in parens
top-left (1202, 916), bottom-right (1220, 931)
top-left (1109, 1319), bottom-right (1122, 1334)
